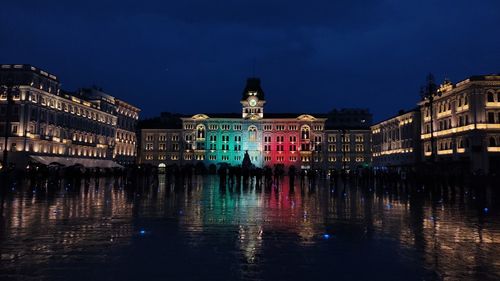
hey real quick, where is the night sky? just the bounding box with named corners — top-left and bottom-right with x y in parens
top-left (1, 1), bottom-right (499, 121)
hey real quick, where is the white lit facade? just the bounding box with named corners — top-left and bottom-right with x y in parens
top-left (0, 64), bottom-right (140, 168)
top-left (418, 75), bottom-right (500, 173)
top-left (371, 110), bottom-right (421, 169)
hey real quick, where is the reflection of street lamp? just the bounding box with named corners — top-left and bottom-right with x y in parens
top-left (420, 73), bottom-right (440, 163)
top-left (1, 84), bottom-right (19, 171)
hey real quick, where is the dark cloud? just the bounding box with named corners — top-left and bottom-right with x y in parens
top-left (0, 0), bottom-right (499, 119)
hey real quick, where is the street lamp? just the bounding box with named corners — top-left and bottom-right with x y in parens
top-left (420, 73), bottom-right (441, 163)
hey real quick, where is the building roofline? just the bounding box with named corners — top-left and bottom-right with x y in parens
top-left (371, 107), bottom-right (420, 127)
top-left (1, 64), bottom-right (59, 82)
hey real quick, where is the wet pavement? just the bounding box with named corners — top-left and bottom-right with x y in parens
top-left (0, 176), bottom-right (499, 280)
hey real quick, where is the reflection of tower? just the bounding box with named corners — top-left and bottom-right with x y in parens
top-left (241, 78), bottom-right (265, 120)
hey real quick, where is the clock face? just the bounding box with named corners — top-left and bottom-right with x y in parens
top-left (249, 98), bottom-right (257, 107)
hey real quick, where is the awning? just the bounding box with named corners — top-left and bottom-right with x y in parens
top-left (29, 155), bottom-right (123, 168)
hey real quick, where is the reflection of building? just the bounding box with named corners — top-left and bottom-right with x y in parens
top-left (0, 64), bottom-right (140, 168)
top-left (371, 109), bottom-right (421, 169)
top-left (139, 78), bottom-right (372, 170)
top-left (418, 75), bottom-right (500, 173)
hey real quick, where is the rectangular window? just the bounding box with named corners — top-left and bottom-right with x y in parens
top-left (488, 112), bottom-right (496, 123)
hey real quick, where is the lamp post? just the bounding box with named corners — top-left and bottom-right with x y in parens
top-left (420, 73), bottom-right (440, 164)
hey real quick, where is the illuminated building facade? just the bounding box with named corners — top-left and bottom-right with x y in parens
top-left (418, 75), bottom-right (500, 173)
top-left (0, 64), bottom-right (140, 168)
top-left (371, 109), bottom-right (421, 169)
top-left (114, 99), bottom-right (140, 165)
top-left (139, 78), bottom-right (373, 171)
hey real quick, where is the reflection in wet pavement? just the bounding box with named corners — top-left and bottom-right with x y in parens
top-left (0, 176), bottom-right (499, 280)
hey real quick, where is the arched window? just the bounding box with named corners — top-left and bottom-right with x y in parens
top-left (487, 91), bottom-right (495, 102)
top-left (248, 126), bottom-right (257, 142)
top-left (489, 137), bottom-right (497, 147)
top-left (196, 125), bottom-right (205, 139)
top-left (301, 126), bottom-right (310, 140)
top-left (458, 139), bottom-right (464, 148)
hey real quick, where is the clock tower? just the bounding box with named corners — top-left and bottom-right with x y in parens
top-left (241, 77), bottom-right (266, 119)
